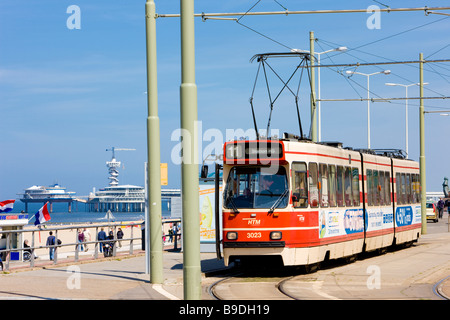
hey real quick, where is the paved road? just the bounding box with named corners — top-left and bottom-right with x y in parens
top-left (212, 216), bottom-right (450, 300)
top-left (281, 232), bottom-right (450, 299)
top-left (0, 215), bottom-right (449, 300)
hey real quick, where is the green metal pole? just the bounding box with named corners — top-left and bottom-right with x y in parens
top-left (419, 53), bottom-right (427, 235)
top-left (309, 31), bottom-right (317, 142)
top-left (145, 0), bottom-right (163, 283)
top-left (180, 0), bottom-right (201, 300)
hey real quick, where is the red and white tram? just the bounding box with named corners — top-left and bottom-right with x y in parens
top-left (219, 136), bottom-right (421, 267)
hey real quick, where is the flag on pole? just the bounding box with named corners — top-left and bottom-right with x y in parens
top-left (34, 202), bottom-right (51, 225)
top-left (0, 199), bottom-right (15, 213)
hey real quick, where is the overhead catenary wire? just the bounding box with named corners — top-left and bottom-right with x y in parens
top-left (295, 58), bottom-right (450, 69)
top-left (157, 6), bottom-right (450, 18)
top-left (318, 36), bottom-right (450, 97)
top-left (196, 1), bottom-right (450, 101)
top-left (308, 39), bottom-right (450, 109)
top-left (316, 37), bottom-right (450, 101)
top-left (318, 96), bottom-right (450, 102)
top-left (163, 3), bottom-right (450, 113)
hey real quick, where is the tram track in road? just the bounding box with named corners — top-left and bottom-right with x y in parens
top-left (209, 237), bottom-right (450, 300)
top-left (433, 275), bottom-right (450, 300)
top-left (208, 262), bottom-right (328, 300)
top-left (208, 256), bottom-right (364, 300)
top-left (209, 220), bottom-right (450, 300)
top-left (210, 270), bottom-right (450, 300)
top-left (209, 273), bottom-right (297, 300)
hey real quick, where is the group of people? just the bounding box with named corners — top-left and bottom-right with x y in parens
top-left (165, 223), bottom-right (180, 243)
top-left (0, 227), bottom-right (126, 268)
top-left (78, 227), bottom-right (124, 253)
top-left (39, 227), bottom-right (124, 260)
top-left (96, 227), bottom-right (124, 253)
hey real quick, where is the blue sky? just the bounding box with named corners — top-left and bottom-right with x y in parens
top-left (1, 0), bottom-right (450, 201)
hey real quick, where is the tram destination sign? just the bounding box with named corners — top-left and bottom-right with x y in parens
top-left (224, 140), bottom-right (285, 164)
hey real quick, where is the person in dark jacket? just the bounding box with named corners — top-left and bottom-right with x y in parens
top-left (97, 228), bottom-right (107, 253)
top-left (437, 198), bottom-right (445, 219)
top-left (117, 228), bottom-right (124, 248)
top-left (46, 231), bottom-right (56, 260)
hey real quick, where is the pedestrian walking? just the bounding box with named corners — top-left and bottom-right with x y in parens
top-left (83, 228), bottom-right (91, 252)
top-left (77, 229), bottom-right (84, 252)
top-left (437, 198), bottom-right (445, 219)
top-left (168, 225), bottom-right (173, 243)
top-left (46, 231), bottom-right (56, 260)
top-left (117, 227), bottom-right (124, 248)
top-left (97, 227), bottom-right (107, 253)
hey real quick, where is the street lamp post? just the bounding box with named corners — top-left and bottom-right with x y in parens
top-left (346, 70), bottom-right (391, 149)
top-left (317, 46), bottom-right (347, 142)
top-left (145, 0), bottom-right (163, 284)
top-left (180, 0), bottom-right (201, 300)
top-left (385, 82), bottom-right (429, 158)
top-left (419, 53), bottom-right (426, 235)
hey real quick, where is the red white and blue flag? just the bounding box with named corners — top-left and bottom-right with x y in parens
top-left (34, 202), bottom-right (51, 225)
top-left (0, 199), bottom-right (15, 213)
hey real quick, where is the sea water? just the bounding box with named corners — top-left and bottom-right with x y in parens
top-left (9, 201), bottom-right (171, 225)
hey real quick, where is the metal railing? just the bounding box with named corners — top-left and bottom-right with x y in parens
top-left (0, 219), bottom-right (181, 272)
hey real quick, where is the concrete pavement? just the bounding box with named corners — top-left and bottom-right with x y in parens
top-left (0, 245), bottom-right (229, 300)
top-left (1, 234), bottom-right (449, 300)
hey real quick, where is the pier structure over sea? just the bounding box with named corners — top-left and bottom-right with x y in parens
top-left (87, 185), bottom-right (181, 213)
top-left (17, 184), bottom-right (78, 213)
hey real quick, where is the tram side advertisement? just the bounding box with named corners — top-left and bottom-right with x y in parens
top-left (395, 204), bottom-right (421, 228)
top-left (319, 208), bottom-right (364, 239)
top-left (199, 183), bottom-right (222, 244)
top-left (365, 207), bottom-right (394, 233)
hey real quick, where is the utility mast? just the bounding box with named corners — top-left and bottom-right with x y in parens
top-left (105, 147), bottom-right (136, 186)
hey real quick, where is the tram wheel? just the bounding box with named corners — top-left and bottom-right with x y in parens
top-left (344, 254), bottom-right (357, 264)
top-left (303, 262), bottom-right (320, 274)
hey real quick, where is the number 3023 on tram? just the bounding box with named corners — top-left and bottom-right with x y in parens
top-left (216, 136), bottom-right (421, 267)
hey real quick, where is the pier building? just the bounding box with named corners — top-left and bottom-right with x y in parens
top-left (86, 147), bottom-right (181, 214)
top-left (87, 185), bottom-right (181, 213)
top-left (17, 184), bottom-right (76, 213)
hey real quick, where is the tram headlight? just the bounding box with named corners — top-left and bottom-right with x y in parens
top-left (270, 231), bottom-right (282, 240)
top-left (227, 232), bottom-right (238, 240)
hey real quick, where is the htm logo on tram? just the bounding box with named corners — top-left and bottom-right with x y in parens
top-left (396, 207), bottom-right (413, 226)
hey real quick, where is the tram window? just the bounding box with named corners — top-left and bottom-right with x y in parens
top-left (223, 166), bottom-right (289, 209)
top-left (416, 174), bottom-right (421, 203)
top-left (413, 174), bottom-right (420, 203)
top-left (336, 166), bottom-right (344, 207)
top-left (401, 174), bottom-right (406, 204)
top-left (309, 162), bottom-right (319, 208)
top-left (328, 165), bottom-right (337, 207)
top-left (406, 174), bottom-right (412, 204)
top-left (367, 169), bottom-right (373, 206)
top-left (319, 164), bottom-right (329, 207)
top-left (351, 168), bottom-right (360, 206)
top-left (292, 162), bottom-right (308, 208)
top-left (344, 167), bottom-right (352, 206)
top-left (373, 170), bottom-right (380, 206)
top-left (384, 172), bottom-right (391, 205)
top-left (396, 173), bottom-right (402, 204)
top-left (379, 171), bottom-right (385, 205)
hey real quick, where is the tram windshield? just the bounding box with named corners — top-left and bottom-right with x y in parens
top-left (224, 166), bottom-right (289, 210)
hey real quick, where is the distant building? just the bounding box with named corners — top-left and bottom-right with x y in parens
top-left (87, 185), bottom-right (181, 215)
top-left (426, 191), bottom-right (445, 203)
top-left (17, 184), bottom-right (76, 212)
